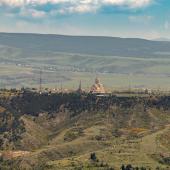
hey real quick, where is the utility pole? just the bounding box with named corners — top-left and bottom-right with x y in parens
top-left (55, 71), bottom-right (58, 91)
top-left (128, 73), bottom-right (132, 93)
top-left (39, 69), bottom-right (42, 94)
top-left (60, 81), bottom-right (63, 93)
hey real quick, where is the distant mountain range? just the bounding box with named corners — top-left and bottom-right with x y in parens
top-left (154, 38), bottom-right (170, 42)
top-left (0, 32), bottom-right (170, 57)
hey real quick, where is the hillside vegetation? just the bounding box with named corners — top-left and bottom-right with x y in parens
top-left (0, 90), bottom-right (169, 169)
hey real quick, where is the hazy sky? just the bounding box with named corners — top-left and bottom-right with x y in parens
top-left (0, 0), bottom-right (170, 39)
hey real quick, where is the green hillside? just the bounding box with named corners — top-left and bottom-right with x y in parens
top-left (0, 91), bottom-right (169, 169)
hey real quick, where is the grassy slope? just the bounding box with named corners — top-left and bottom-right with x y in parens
top-left (19, 116), bottom-right (50, 150)
top-left (9, 107), bottom-right (169, 170)
top-left (0, 92), bottom-right (170, 169)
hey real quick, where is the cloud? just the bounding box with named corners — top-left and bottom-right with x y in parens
top-left (0, 0), bottom-right (153, 7)
top-left (102, 0), bottom-right (153, 8)
top-left (20, 8), bottom-right (47, 18)
top-left (129, 15), bottom-right (153, 23)
top-left (0, 0), bottom-right (154, 18)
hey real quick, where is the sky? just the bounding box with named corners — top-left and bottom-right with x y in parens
top-left (0, 0), bottom-right (170, 39)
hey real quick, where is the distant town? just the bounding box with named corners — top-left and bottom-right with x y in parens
top-left (1, 76), bottom-right (169, 98)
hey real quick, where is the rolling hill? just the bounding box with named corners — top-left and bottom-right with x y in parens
top-left (0, 90), bottom-right (170, 169)
top-left (0, 33), bottom-right (170, 90)
top-left (0, 33), bottom-right (170, 57)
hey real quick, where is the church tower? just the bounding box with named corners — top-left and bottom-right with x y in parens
top-left (76, 80), bottom-right (83, 93)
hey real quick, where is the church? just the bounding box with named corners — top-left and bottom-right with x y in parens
top-left (90, 77), bottom-right (106, 94)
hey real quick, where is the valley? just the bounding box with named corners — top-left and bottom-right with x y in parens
top-left (0, 33), bottom-right (170, 90)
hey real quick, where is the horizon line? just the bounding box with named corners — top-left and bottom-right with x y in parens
top-left (0, 31), bottom-right (154, 41)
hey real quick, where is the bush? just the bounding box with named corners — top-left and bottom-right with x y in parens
top-left (90, 153), bottom-right (97, 161)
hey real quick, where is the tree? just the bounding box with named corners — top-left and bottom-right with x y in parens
top-left (121, 164), bottom-right (126, 170)
top-left (90, 153), bottom-right (97, 161)
top-left (126, 164), bottom-right (133, 170)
